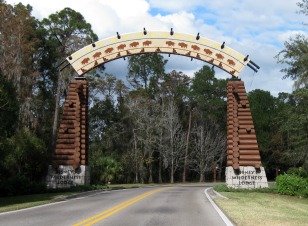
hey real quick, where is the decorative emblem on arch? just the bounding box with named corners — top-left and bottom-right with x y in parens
top-left (67, 31), bottom-right (250, 77)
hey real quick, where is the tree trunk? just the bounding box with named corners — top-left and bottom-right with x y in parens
top-left (140, 170), bottom-right (144, 184)
top-left (158, 153), bottom-right (162, 183)
top-left (135, 172), bottom-right (139, 183)
top-left (171, 157), bottom-right (174, 183)
top-left (199, 172), bottom-right (205, 182)
top-left (217, 161), bottom-right (223, 181)
top-left (51, 71), bottom-right (62, 150)
top-left (133, 129), bottom-right (139, 183)
top-left (148, 162), bottom-right (153, 183)
top-left (182, 109), bottom-right (192, 182)
top-left (170, 167), bottom-right (174, 184)
top-left (213, 161), bottom-right (217, 182)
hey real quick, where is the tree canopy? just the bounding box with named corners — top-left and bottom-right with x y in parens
top-left (277, 0), bottom-right (308, 89)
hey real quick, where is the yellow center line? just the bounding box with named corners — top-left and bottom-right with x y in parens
top-left (73, 188), bottom-right (165, 226)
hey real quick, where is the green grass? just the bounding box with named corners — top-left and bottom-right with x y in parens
top-left (215, 192), bottom-right (308, 226)
top-left (213, 183), bottom-right (277, 193)
top-left (107, 183), bottom-right (155, 189)
top-left (0, 192), bottom-right (76, 213)
top-left (0, 183), bottom-right (157, 213)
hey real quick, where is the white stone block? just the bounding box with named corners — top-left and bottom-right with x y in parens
top-left (225, 166), bottom-right (268, 189)
top-left (46, 165), bottom-right (90, 189)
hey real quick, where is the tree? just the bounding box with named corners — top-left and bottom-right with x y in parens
top-left (90, 97), bottom-right (117, 141)
top-left (125, 91), bottom-right (161, 183)
top-left (159, 70), bottom-right (191, 182)
top-left (160, 99), bottom-right (186, 183)
top-left (160, 70), bottom-right (190, 100)
top-left (0, 72), bottom-right (19, 138)
top-left (247, 88), bottom-right (308, 177)
top-left (0, 2), bottom-right (38, 95)
top-left (0, 2), bottom-right (39, 129)
top-left (277, 35), bottom-right (308, 89)
top-left (190, 119), bottom-right (226, 182)
top-left (273, 0), bottom-right (308, 174)
top-left (182, 104), bottom-right (193, 182)
top-left (90, 151), bottom-right (123, 184)
top-left (248, 89), bottom-right (278, 168)
top-left (88, 74), bottom-right (129, 149)
top-left (89, 73), bottom-right (117, 100)
top-left (88, 74), bottom-right (132, 184)
top-left (277, 89), bottom-right (308, 170)
top-left (277, 1), bottom-right (308, 89)
top-left (0, 129), bottom-right (47, 196)
top-left (189, 65), bottom-right (227, 179)
top-left (128, 53), bottom-right (167, 90)
top-left (40, 8), bottom-right (98, 148)
top-left (297, 0), bottom-right (308, 16)
top-left (40, 8), bottom-right (97, 54)
top-left (190, 65), bottom-right (227, 127)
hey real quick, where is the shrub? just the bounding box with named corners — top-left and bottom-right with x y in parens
top-left (214, 184), bottom-right (231, 192)
top-left (0, 174), bottom-right (47, 196)
top-left (287, 167), bottom-right (308, 178)
top-left (0, 129), bottom-right (48, 196)
top-left (90, 155), bottom-right (123, 184)
top-left (213, 183), bottom-right (277, 193)
top-left (276, 174), bottom-right (308, 198)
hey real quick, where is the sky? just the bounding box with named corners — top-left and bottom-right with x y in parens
top-left (6, 0), bottom-right (308, 95)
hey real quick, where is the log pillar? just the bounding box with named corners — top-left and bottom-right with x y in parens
top-left (225, 78), bottom-right (268, 188)
top-left (46, 77), bottom-right (90, 188)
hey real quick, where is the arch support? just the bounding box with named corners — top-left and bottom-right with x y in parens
top-left (225, 79), bottom-right (268, 188)
top-left (46, 77), bottom-right (90, 188)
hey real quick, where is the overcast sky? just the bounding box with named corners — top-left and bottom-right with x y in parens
top-left (7, 0), bottom-right (308, 95)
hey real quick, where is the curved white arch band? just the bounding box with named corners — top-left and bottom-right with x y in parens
top-left (67, 31), bottom-right (249, 77)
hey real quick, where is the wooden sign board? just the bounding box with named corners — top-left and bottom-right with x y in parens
top-left (67, 31), bottom-right (249, 77)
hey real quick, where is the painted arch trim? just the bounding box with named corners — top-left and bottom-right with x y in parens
top-left (67, 31), bottom-right (250, 77)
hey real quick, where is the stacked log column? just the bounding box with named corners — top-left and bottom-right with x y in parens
top-left (227, 79), bottom-right (261, 170)
top-left (53, 77), bottom-right (88, 169)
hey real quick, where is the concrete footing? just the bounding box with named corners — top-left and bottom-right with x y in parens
top-left (46, 165), bottom-right (90, 189)
top-left (226, 166), bottom-right (268, 189)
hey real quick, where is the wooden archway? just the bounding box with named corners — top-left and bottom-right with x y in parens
top-left (66, 31), bottom-right (250, 77)
top-left (46, 31), bottom-right (268, 189)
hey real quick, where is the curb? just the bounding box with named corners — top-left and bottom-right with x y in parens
top-left (212, 189), bottom-right (229, 199)
top-left (204, 188), bottom-right (234, 226)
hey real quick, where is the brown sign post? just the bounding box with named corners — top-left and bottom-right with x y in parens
top-left (226, 78), bottom-right (268, 188)
top-left (46, 77), bottom-right (90, 188)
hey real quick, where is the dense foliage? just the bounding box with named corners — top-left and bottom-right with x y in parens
top-left (276, 174), bottom-right (308, 197)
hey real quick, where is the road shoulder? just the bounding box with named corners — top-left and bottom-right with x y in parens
top-left (204, 187), bottom-right (234, 226)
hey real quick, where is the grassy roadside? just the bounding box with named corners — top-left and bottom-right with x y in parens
top-left (0, 192), bottom-right (77, 213)
top-left (107, 183), bottom-right (156, 189)
top-left (214, 191), bottom-right (308, 226)
top-left (0, 183), bottom-right (157, 213)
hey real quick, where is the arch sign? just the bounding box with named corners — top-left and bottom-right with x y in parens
top-left (46, 31), bottom-right (268, 189)
top-left (67, 31), bottom-right (250, 77)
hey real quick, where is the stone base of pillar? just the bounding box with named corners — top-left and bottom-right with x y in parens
top-left (225, 166), bottom-right (268, 189)
top-left (46, 165), bottom-right (90, 189)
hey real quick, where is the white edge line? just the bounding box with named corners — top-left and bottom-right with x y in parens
top-left (0, 199), bottom-right (69, 216)
top-left (0, 188), bottom-right (134, 216)
top-left (204, 188), bottom-right (234, 226)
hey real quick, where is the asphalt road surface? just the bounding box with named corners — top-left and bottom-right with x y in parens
top-left (0, 185), bottom-right (228, 226)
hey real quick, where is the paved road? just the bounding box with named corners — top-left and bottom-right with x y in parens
top-left (0, 186), bottom-right (228, 226)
